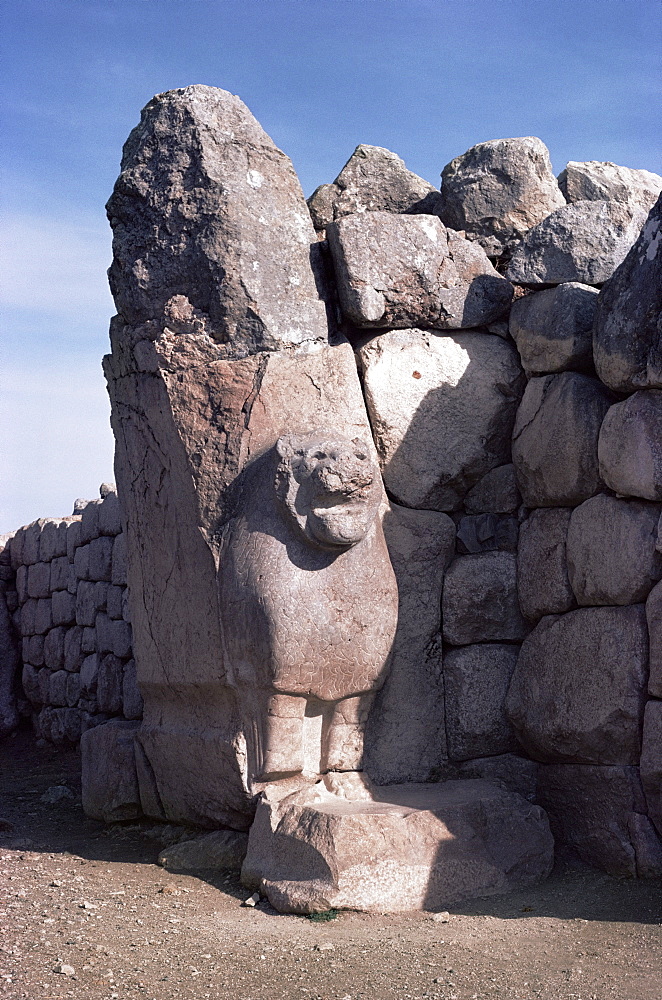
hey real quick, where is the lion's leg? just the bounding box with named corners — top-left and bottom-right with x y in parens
top-left (322, 693), bottom-right (375, 772)
top-left (255, 693), bottom-right (307, 781)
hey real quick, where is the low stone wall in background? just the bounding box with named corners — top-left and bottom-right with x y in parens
top-left (0, 484), bottom-right (140, 744)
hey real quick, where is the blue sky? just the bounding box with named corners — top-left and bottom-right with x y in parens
top-left (1, 0), bottom-right (660, 532)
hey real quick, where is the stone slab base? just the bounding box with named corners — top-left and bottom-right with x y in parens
top-left (241, 777), bottom-right (554, 913)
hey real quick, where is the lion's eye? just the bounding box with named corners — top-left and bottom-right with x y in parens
top-left (313, 451), bottom-right (327, 460)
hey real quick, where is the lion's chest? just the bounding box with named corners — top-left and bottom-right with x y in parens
top-left (219, 518), bottom-right (398, 700)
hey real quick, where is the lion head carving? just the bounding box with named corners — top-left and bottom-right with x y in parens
top-left (274, 433), bottom-right (382, 549)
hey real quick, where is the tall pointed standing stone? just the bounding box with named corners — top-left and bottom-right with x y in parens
top-left (104, 86), bottom-right (388, 828)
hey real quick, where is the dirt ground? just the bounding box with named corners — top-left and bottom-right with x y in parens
top-left (1, 728), bottom-right (660, 1000)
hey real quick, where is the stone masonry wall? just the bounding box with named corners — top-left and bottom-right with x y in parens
top-left (1, 485), bottom-right (140, 744)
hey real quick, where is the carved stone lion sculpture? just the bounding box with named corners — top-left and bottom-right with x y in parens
top-left (218, 432), bottom-right (399, 787)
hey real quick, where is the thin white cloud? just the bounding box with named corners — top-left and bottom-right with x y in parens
top-left (0, 212), bottom-right (115, 317)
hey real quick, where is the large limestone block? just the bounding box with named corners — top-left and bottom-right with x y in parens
top-left (443, 644), bottom-right (520, 761)
top-left (592, 195), bottom-right (662, 392)
top-left (512, 373), bottom-right (613, 507)
top-left (640, 700), bottom-right (662, 837)
top-left (81, 719), bottom-right (142, 822)
top-left (107, 85), bottom-right (328, 357)
top-left (566, 494), bottom-right (662, 605)
top-left (598, 391), bottom-right (662, 500)
top-left (559, 160), bottom-right (662, 213)
top-left (327, 213), bottom-right (512, 330)
top-left (517, 508), bottom-right (575, 621)
top-left (537, 764), bottom-right (662, 876)
top-left (509, 283), bottom-right (598, 376)
top-left (307, 144), bottom-right (439, 230)
top-left (242, 779), bottom-right (553, 913)
top-left (455, 754), bottom-right (538, 802)
top-left (437, 137), bottom-right (565, 259)
top-left (358, 329), bottom-right (524, 510)
top-left (647, 580), bottom-right (662, 698)
top-left (506, 200), bottom-right (647, 286)
top-left (506, 605), bottom-right (649, 764)
top-left (365, 504), bottom-right (455, 784)
top-left (442, 552), bottom-right (528, 645)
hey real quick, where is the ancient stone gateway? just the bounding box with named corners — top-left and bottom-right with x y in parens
top-left (30, 84), bottom-right (657, 910)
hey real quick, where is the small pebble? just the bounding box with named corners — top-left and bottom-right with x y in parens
top-left (432, 910), bottom-right (451, 923)
top-left (242, 893), bottom-right (260, 907)
top-left (40, 786), bottom-right (74, 805)
top-left (53, 962), bottom-right (75, 976)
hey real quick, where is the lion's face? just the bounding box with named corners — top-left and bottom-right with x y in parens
top-left (275, 434), bottom-right (382, 549)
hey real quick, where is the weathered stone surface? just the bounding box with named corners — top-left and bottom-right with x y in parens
top-left (598, 390), bottom-right (662, 501)
top-left (517, 508), bottom-right (575, 621)
top-left (43, 627), bottom-right (65, 671)
top-left (51, 590), bottom-right (76, 626)
top-left (99, 490), bottom-right (122, 535)
top-left (80, 500), bottom-right (101, 545)
top-left (88, 535), bottom-right (113, 582)
top-left (593, 195), bottom-right (662, 392)
top-left (640, 700), bottom-right (662, 838)
top-left (647, 580), bottom-right (662, 698)
top-left (63, 627), bottom-right (83, 672)
top-left (455, 513), bottom-right (518, 554)
top-left (81, 720), bottom-right (142, 822)
top-left (122, 659), bottom-right (143, 720)
top-left (559, 160), bottom-right (662, 213)
top-left (34, 598), bottom-right (52, 635)
top-left (0, 586), bottom-right (19, 736)
top-left (242, 779), bottom-right (553, 913)
top-left (463, 464), bottom-right (520, 514)
top-left (48, 670), bottom-right (68, 708)
top-left (27, 562), bottom-right (51, 599)
top-left (39, 519), bottom-right (69, 562)
top-left (158, 830), bottom-right (248, 871)
top-left (512, 373), bottom-right (613, 507)
top-left (358, 329), bottom-right (524, 510)
top-left (107, 85), bottom-right (327, 357)
top-left (509, 283), bottom-right (598, 375)
top-left (97, 653), bottom-right (123, 714)
top-left (455, 754), bottom-right (537, 802)
top-left (444, 644), bottom-right (520, 761)
top-left (506, 605), bottom-right (649, 764)
top-left (437, 137), bottom-right (565, 259)
top-left (50, 556), bottom-right (70, 592)
top-left (76, 581), bottom-right (106, 628)
top-left (111, 533), bottom-right (127, 585)
top-left (327, 213), bottom-right (512, 329)
top-left (567, 495), bottom-right (662, 605)
top-left (307, 144), bottom-right (439, 230)
top-left (442, 552), bottom-right (528, 645)
top-left (73, 543), bottom-right (90, 582)
top-left (365, 504), bottom-right (455, 784)
top-left (66, 519), bottom-right (81, 561)
top-left (38, 706), bottom-right (82, 745)
top-left (506, 200), bottom-right (647, 286)
top-left (537, 764), bottom-right (662, 876)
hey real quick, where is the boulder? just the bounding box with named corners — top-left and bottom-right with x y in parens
top-left (506, 200), bottom-right (648, 286)
top-left (566, 494), bottom-right (662, 605)
top-left (537, 764), bottom-right (662, 876)
top-left (442, 552), bottom-right (528, 645)
top-left (158, 829), bottom-right (249, 871)
top-left (242, 779), bottom-right (553, 913)
top-left (517, 508), bottom-right (575, 621)
top-left (640, 700), bottom-right (662, 838)
top-left (437, 137), bottom-right (565, 259)
top-left (506, 605), bottom-right (649, 765)
top-left (598, 390), bottom-right (662, 501)
top-left (559, 160), bottom-right (662, 213)
top-left (647, 581), bottom-right (662, 698)
top-left (443, 644), bottom-right (520, 761)
top-left (358, 328), bottom-right (524, 510)
top-left (81, 719), bottom-right (142, 822)
top-left (509, 282), bottom-right (598, 376)
top-left (107, 85), bottom-right (328, 357)
top-left (327, 213), bottom-right (512, 330)
top-left (365, 504), bottom-right (455, 784)
top-left (455, 754), bottom-right (537, 802)
top-left (511, 373), bottom-right (613, 507)
top-left (592, 194), bottom-right (662, 392)
top-left (307, 144), bottom-right (439, 230)
top-left (463, 463), bottom-right (520, 514)
top-left (455, 513), bottom-right (518, 554)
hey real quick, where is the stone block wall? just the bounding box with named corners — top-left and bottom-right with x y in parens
top-left (1, 485), bottom-right (140, 744)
